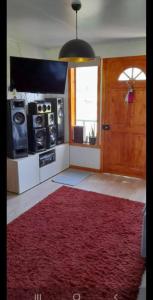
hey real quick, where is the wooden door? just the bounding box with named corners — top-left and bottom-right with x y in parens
top-left (101, 56), bottom-right (146, 178)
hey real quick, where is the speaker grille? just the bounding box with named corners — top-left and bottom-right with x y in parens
top-left (13, 112), bottom-right (25, 124)
top-left (7, 99), bottom-right (28, 158)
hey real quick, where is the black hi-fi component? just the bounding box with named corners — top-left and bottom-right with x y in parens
top-left (7, 99), bottom-right (28, 158)
top-left (28, 101), bottom-right (51, 114)
top-left (39, 149), bottom-right (56, 168)
top-left (45, 98), bottom-right (64, 145)
top-left (28, 114), bottom-right (45, 129)
top-left (73, 126), bottom-right (84, 143)
top-left (46, 125), bottom-right (57, 149)
top-left (45, 112), bottom-right (55, 127)
top-left (45, 112), bottom-right (57, 148)
top-left (28, 128), bottom-right (47, 154)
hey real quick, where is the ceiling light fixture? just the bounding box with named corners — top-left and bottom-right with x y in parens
top-left (58, 0), bottom-right (95, 63)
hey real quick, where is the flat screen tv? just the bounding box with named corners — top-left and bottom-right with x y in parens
top-left (10, 56), bottom-right (68, 94)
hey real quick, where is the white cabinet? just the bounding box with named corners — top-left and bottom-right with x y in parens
top-left (39, 144), bottom-right (69, 183)
top-left (39, 160), bottom-right (57, 183)
top-left (7, 154), bottom-right (40, 194)
top-left (7, 144), bottom-right (70, 194)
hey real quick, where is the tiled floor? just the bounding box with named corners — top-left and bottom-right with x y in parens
top-left (7, 169), bottom-right (146, 299)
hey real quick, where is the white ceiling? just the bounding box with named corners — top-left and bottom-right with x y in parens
top-left (7, 0), bottom-right (146, 49)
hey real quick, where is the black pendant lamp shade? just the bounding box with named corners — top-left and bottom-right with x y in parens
top-left (59, 39), bottom-right (95, 62)
top-left (58, 1), bottom-right (95, 62)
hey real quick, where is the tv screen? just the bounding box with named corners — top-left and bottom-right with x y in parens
top-left (10, 56), bottom-right (68, 94)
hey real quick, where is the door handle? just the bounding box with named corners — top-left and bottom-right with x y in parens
top-left (102, 124), bottom-right (110, 130)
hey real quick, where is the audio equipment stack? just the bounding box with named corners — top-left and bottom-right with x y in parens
top-left (28, 101), bottom-right (56, 154)
top-left (45, 98), bottom-right (65, 145)
top-left (7, 99), bottom-right (61, 157)
top-left (7, 99), bottom-right (28, 158)
top-left (45, 112), bottom-right (57, 149)
top-left (28, 102), bottom-right (51, 114)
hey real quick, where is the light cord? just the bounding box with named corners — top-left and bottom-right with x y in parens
top-left (76, 11), bottom-right (78, 39)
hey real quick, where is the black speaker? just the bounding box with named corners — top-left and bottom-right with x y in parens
top-left (28, 114), bottom-right (45, 129)
top-left (28, 128), bottom-right (46, 153)
top-left (45, 98), bottom-right (64, 145)
top-left (46, 125), bottom-right (57, 149)
top-left (45, 112), bottom-right (55, 127)
top-left (28, 101), bottom-right (51, 114)
top-left (7, 99), bottom-right (28, 158)
top-left (73, 126), bottom-right (84, 143)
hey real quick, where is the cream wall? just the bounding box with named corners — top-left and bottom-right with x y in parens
top-left (70, 146), bottom-right (101, 170)
top-left (7, 38), bottom-right (45, 92)
top-left (89, 38), bottom-right (146, 58)
top-left (7, 38), bottom-right (46, 104)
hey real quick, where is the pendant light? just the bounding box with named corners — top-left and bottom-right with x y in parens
top-left (58, 0), bottom-right (95, 63)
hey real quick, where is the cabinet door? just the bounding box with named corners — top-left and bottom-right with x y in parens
top-left (55, 144), bottom-right (69, 173)
top-left (39, 160), bottom-right (57, 183)
top-left (18, 155), bottom-right (39, 193)
top-left (39, 144), bottom-right (70, 183)
top-left (7, 160), bottom-right (19, 193)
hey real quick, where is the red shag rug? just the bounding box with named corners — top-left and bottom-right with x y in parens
top-left (7, 186), bottom-right (145, 300)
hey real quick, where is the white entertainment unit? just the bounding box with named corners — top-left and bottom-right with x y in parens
top-left (7, 143), bottom-right (69, 194)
